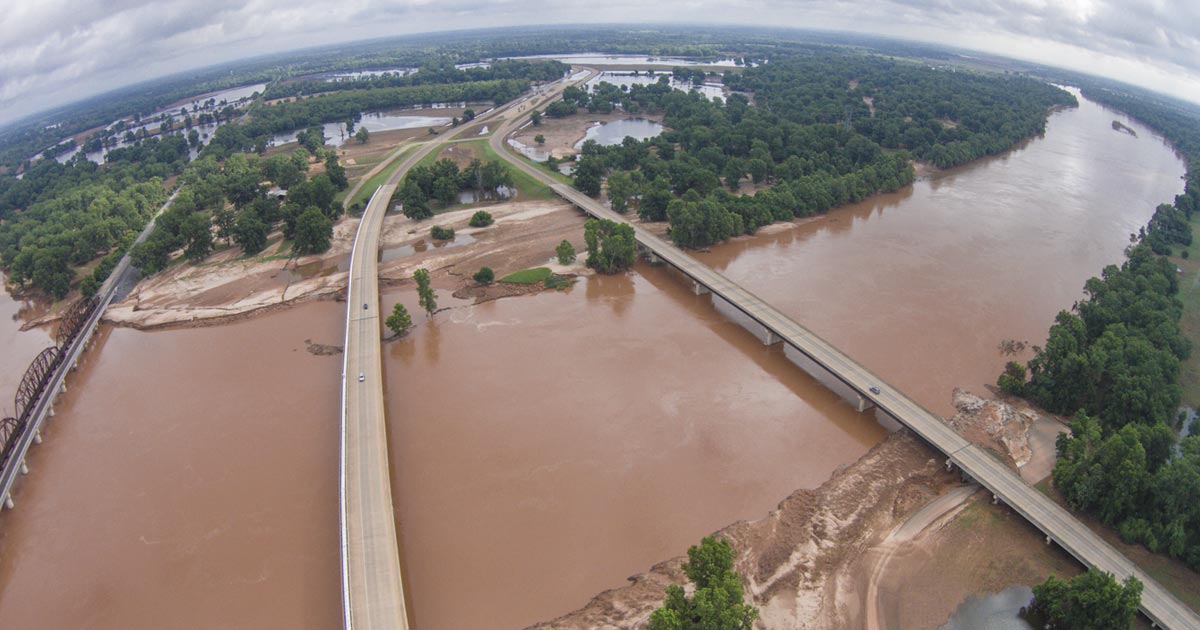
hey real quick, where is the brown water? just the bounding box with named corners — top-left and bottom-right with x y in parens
top-left (697, 91), bottom-right (1186, 416)
top-left (0, 274), bottom-right (53, 412)
top-left (0, 302), bottom-right (344, 629)
top-left (383, 268), bottom-right (886, 630)
top-left (0, 90), bottom-right (1185, 630)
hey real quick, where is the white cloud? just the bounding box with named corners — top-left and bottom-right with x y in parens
top-left (1, 0), bottom-right (1199, 126)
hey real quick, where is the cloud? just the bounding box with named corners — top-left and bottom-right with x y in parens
top-left (1, 0), bottom-right (1199, 126)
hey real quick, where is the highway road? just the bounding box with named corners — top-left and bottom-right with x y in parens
top-left (490, 113), bottom-right (1200, 629)
top-left (339, 68), bottom-right (595, 630)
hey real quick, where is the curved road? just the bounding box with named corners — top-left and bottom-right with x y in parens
top-left (490, 110), bottom-right (1200, 629)
top-left (339, 68), bottom-right (595, 630)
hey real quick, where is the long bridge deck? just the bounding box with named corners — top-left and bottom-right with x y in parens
top-left (490, 122), bottom-right (1200, 630)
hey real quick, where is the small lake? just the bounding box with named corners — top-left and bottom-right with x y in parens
top-left (576, 118), bottom-right (664, 148)
top-left (325, 68), bottom-right (416, 81)
top-left (588, 72), bottom-right (725, 100)
top-left (941, 586), bottom-right (1034, 630)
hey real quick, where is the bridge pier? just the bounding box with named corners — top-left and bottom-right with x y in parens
top-left (692, 281), bottom-right (710, 296)
top-left (3, 495), bottom-right (12, 510)
top-left (20, 462), bottom-right (28, 475)
top-left (33, 431), bottom-right (42, 445)
top-left (856, 394), bottom-right (875, 413)
top-left (993, 493), bottom-right (1000, 505)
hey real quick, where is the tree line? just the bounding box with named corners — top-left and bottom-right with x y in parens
top-left (263, 59), bottom-right (567, 100)
top-left (392, 157), bottom-right (515, 219)
top-left (998, 84), bottom-right (1200, 571)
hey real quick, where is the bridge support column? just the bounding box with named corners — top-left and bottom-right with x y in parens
top-left (945, 458), bottom-right (954, 472)
top-left (20, 462), bottom-right (28, 475)
top-left (48, 406), bottom-right (54, 417)
top-left (60, 382), bottom-right (67, 394)
top-left (3, 495), bottom-right (12, 510)
top-left (692, 281), bottom-right (710, 296)
top-left (1046, 535), bottom-right (1052, 545)
top-left (33, 431), bottom-right (42, 445)
top-left (993, 493), bottom-right (999, 505)
top-left (645, 252), bottom-right (661, 265)
top-left (856, 395), bottom-right (875, 413)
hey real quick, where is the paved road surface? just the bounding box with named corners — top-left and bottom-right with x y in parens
top-left (490, 115), bottom-right (1200, 630)
top-left (339, 68), bottom-right (595, 630)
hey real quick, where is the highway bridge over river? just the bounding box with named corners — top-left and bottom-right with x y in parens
top-left (488, 108), bottom-right (1200, 630)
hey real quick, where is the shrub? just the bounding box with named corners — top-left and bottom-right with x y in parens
top-left (431, 225), bottom-right (455, 240)
top-left (473, 266), bottom-right (494, 285)
top-left (556, 240), bottom-right (576, 265)
top-left (469, 210), bottom-right (494, 228)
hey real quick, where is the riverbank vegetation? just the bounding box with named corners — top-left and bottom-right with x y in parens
top-left (559, 54), bottom-right (1071, 248)
top-left (647, 536), bottom-right (758, 630)
top-left (1024, 569), bottom-right (1142, 629)
top-left (1000, 84), bottom-right (1200, 572)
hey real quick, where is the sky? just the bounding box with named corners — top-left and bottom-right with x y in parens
top-left (1, 0), bottom-right (1198, 126)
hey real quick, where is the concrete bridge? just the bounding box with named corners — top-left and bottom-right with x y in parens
top-left (339, 68), bottom-right (596, 630)
top-left (490, 117), bottom-right (1200, 629)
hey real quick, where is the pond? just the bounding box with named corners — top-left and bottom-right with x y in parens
top-left (270, 113), bottom-right (452, 148)
top-left (941, 586), bottom-right (1035, 630)
top-left (576, 118), bottom-right (664, 148)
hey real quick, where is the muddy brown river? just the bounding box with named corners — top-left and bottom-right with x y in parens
top-left (0, 90), bottom-right (1185, 629)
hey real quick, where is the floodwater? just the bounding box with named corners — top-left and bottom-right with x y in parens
top-left (271, 113), bottom-right (452, 148)
top-left (513, 54), bottom-right (740, 67)
top-left (588, 71), bottom-right (726, 100)
top-left (0, 274), bottom-right (52, 413)
top-left (941, 586), bottom-right (1035, 630)
top-left (695, 90), bottom-right (1186, 416)
top-left (0, 88), bottom-right (1186, 630)
top-left (0, 302), bottom-right (344, 629)
top-left (576, 118), bottom-right (664, 148)
top-left (383, 267), bottom-right (887, 630)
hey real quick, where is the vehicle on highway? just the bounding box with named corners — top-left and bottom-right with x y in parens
top-left (358, 372), bottom-right (365, 382)
top-left (869, 386), bottom-right (881, 395)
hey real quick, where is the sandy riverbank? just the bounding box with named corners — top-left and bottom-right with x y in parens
top-left (104, 198), bottom-right (585, 330)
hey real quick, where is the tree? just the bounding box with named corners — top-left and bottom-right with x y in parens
top-left (182, 212), bottom-right (213, 261)
top-left (325, 154), bottom-right (348, 190)
top-left (385, 303), bottom-right (412, 337)
top-left (414, 268), bottom-right (437, 317)
top-left (647, 536), bottom-right (758, 630)
top-left (294, 207), bottom-right (332, 254)
top-left (433, 176), bottom-right (459, 205)
top-left (355, 127), bottom-right (370, 144)
top-left (997, 361), bottom-right (1027, 396)
top-left (234, 212), bottom-right (269, 255)
top-left (531, 111), bottom-right (542, 126)
top-left (473, 266), bottom-right (494, 285)
top-left (574, 158), bottom-right (603, 197)
top-left (400, 179), bottom-right (432, 220)
top-left (584, 218), bottom-right (636, 274)
top-left (535, 134), bottom-right (546, 145)
top-left (556, 240), bottom-right (576, 265)
top-left (430, 225), bottom-right (454, 240)
top-left (1025, 569), bottom-right (1141, 630)
top-left (606, 170), bottom-right (637, 214)
top-left (469, 210), bottom-right (494, 227)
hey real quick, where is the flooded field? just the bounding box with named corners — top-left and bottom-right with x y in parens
top-left (0, 302), bottom-right (344, 630)
top-left (696, 91), bottom-right (1185, 416)
top-left (587, 71), bottom-right (725, 99)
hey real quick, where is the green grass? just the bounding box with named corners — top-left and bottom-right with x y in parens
top-left (499, 267), bottom-right (552, 284)
top-left (1170, 212), bottom-right (1200, 407)
top-left (347, 145), bottom-right (419, 209)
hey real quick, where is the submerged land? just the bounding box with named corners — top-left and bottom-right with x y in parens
top-left (1, 25), bottom-right (1199, 630)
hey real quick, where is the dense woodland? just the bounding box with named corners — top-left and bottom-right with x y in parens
top-left (1000, 83), bottom-right (1200, 570)
top-left (558, 54), bottom-right (1071, 247)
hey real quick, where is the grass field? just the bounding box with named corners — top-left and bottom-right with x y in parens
top-left (346, 145), bottom-right (421, 209)
top-left (417, 138), bottom-right (555, 201)
top-left (499, 267), bottom-right (552, 284)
